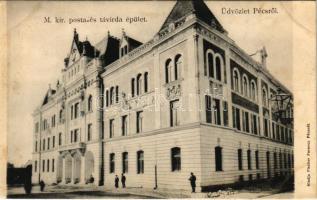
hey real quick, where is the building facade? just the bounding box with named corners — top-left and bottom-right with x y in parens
top-left (32, 0), bottom-right (294, 191)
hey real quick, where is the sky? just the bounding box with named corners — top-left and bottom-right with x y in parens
top-left (7, 1), bottom-right (299, 167)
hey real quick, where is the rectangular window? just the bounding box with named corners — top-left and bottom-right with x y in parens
top-left (43, 139), bottom-right (45, 151)
top-left (215, 146), bottom-right (223, 171)
top-left (122, 152), bottom-right (128, 173)
top-left (137, 151), bottom-right (144, 174)
top-left (53, 136), bottom-right (55, 148)
top-left (59, 133), bottom-right (62, 146)
top-left (35, 141), bottom-right (38, 152)
top-left (171, 147), bottom-right (181, 171)
top-left (238, 149), bottom-right (243, 170)
top-left (284, 153), bottom-right (287, 168)
top-left (110, 153), bottom-right (115, 173)
top-left (273, 152), bottom-right (277, 169)
top-left (279, 152), bottom-right (283, 169)
top-left (71, 105), bottom-right (74, 120)
top-left (247, 150), bottom-right (252, 170)
top-left (255, 150), bottom-right (259, 169)
top-left (136, 111), bottom-right (143, 133)
top-left (47, 159), bottom-right (50, 172)
top-left (71, 130), bottom-right (73, 143)
top-left (34, 161), bottom-right (37, 172)
top-left (109, 119), bottom-right (114, 138)
top-left (205, 95), bottom-right (212, 123)
top-left (170, 100), bottom-right (180, 127)
top-left (223, 101), bottom-right (228, 126)
top-left (243, 111), bottom-right (250, 133)
top-left (272, 122), bottom-right (276, 139)
top-left (74, 129), bottom-right (78, 142)
top-left (252, 114), bottom-right (258, 134)
top-left (213, 99), bottom-right (221, 125)
top-left (122, 115), bottom-right (128, 136)
top-left (52, 115), bottom-right (56, 127)
top-left (264, 118), bottom-right (268, 137)
top-left (276, 124), bottom-right (280, 140)
top-left (42, 160), bottom-right (45, 172)
top-left (233, 107), bottom-right (240, 130)
top-left (52, 159), bottom-right (55, 172)
top-left (87, 124), bottom-right (92, 141)
top-left (48, 138), bottom-right (50, 150)
top-left (75, 103), bottom-right (80, 119)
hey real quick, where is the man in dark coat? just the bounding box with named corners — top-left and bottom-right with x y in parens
top-left (115, 175), bottom-right (119, 188)
top-left (39, 180), bottom-right (45, 192)
top-left (188, 172), bottom-right (196, 193)
top-left (121, 173), bottom-right (126, 188)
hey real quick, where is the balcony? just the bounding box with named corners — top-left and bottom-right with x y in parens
top-left (58, 142), bottom-right (86, 152)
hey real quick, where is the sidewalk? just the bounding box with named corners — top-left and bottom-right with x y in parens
top-left (7, 184), bottom-right (294, 199)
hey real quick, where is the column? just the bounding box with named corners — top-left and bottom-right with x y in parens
top-left (62, 157), bottom-right (66, 184)
top-left (80, 154), bottom-right (85, 184)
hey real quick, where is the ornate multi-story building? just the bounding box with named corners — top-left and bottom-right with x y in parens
top-left (32, 0), bottom-right (294, 191)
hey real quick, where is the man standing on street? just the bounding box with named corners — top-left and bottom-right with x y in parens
top-left (188, 172), bottom-right (196, 193)
top-left (115, 175), bottom-right (119, 188)
top-left (121, 173), bottom-right (126, 188)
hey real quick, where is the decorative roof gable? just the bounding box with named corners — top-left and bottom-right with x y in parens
top-left (159, 0), bottom-right (225, 33)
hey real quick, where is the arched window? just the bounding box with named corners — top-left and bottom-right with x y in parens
top-left (251, 81), bottom-right (256, 101)
top-left (131, 78), bottom-right (135, 97)
top-left (171, 147), bottom-right (181, 171)
top-left (88, 95), bottom-right (93, 112)
top-left (215, 146), bottom-right (223, 171)
top-left (207, 52), bottom-right (214, 78)
top-left (243, 75), bottom-right (249, 97)
top-left (144, 72), bottom-right (148, 93)
top-left (215, 55), bottom-right (222, 81)
top-left (175, 54), bottom-right (182, 80)
top-left (137, 150), bottom-right (144, 174)
top-left (110, 87), bottom-right (114, 105)
top-left (106, 90), bottom-right (109, 107)
top-left (262, 88), bottom-right (268, 107)
top-left (233, 69), bottom-right (240, 92)
top-left (165, 59), bottom-right (172, 83)
top-left (115, 86), bottom-right (119, 103)
top-left (137, 73), bottom-right (142, 96)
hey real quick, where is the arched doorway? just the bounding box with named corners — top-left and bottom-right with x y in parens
top-left (73, 152), bottom-right (82, 184)
top-left (85, 151), bottom-right (94, 183)
top-left (64, 154), bottom-right (72, 184)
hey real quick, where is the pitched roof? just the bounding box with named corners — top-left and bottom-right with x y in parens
top-left (159, 0), bottom-right (225, 33)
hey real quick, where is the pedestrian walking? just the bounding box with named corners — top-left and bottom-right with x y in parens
top-left (188, 172), bottom-right (196, 193)
top-left (39, 180), bottom-right (45, 192)
top-left (115, 175), bottom-right (119, 188)
top-left (121, 173), bottom-right (126, 188)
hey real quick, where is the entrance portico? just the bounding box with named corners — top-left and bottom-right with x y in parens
top-left (57, 144), bottom-right (95, 185)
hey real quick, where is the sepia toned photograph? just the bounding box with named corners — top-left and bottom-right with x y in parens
top-left (4, 0), bottom-right (316, 199)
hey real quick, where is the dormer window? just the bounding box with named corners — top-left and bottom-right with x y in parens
top-left (121, 45), bottom-right (128, 57)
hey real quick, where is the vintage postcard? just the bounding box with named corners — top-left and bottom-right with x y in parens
top-left (1, 0), bottom-right (316, 199)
